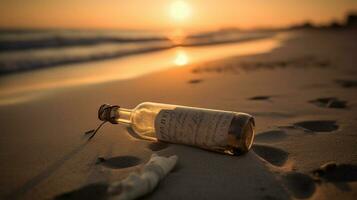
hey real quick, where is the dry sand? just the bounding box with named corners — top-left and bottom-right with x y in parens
top-left (0, 29), bottom-right (357, 200)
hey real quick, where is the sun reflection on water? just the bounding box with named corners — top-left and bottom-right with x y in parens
top-left (173, 49), bottom-right (189, 66)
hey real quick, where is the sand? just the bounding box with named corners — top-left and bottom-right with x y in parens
top-left (0, 29), bottom-right (357, 200)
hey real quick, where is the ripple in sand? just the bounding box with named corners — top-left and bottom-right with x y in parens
top-left (335, 79), bottom-right (357, 88)
top-left (312, 162), bottom-right (357, 182)
top-left (248, 96), bottom-right (271, 101)
top-left (309, 97), bottom-right (347, 109)
top-left (293, 120), bottom-right (339, 132)
top-left (97, 156), bottom-right (141, 169)
top-left (192, 56), bottom-right (330, 74)
top-left (253, 144), bottom-right (289, 167)
top-left (255, 130), bottom-right (288, 142)
top-left (282, 172), bottom-right (316, 199)
top-left (240, 56), bottom-right (330, 71)
top-left (147, 142), bottom-right (170, 151)
top-left (55, 183), bottom-right (108, 200)
top-left (188, 79), bottom-right (203, 84)
top-left (252, 112), bottom-right (294, 119)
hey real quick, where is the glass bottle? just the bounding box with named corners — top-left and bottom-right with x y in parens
top-left (96, 102), bottom-right (255, 155)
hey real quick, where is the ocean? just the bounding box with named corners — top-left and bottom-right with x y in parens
top-left (0, 29), bottom-right (274, 75)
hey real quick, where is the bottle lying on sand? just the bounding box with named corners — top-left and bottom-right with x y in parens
top-left (91, 102), bottom-right (255, 155)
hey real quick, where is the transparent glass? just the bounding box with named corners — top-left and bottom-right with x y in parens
top-left (118, 102), bottom-right (176, 140)
top-left (110, 102), bottom-right (255, 154)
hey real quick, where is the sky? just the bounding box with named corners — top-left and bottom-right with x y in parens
top-left (0, 0), bottom-right (356, 31)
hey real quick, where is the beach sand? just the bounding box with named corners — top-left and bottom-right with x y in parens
top-left (0, 29), bottom-right (357, 199)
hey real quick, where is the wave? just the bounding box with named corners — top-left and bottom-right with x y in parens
top-left (0, 29), bottom-right (169, 52)
top-left (0, 29), bottom-right (275, 75)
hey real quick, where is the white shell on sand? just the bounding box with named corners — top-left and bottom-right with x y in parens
top-left (107, 154), bottom-right (178, 200)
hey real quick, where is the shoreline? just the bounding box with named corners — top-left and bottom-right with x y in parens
top-left (0, 34), bottom-right (283, 106)
top-left (0, 31), bottom-right (274, 75)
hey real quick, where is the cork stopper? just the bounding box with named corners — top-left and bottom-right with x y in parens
top-left (98, 104), bottom-right (120, 124)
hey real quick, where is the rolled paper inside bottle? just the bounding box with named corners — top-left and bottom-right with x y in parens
top-left (154, 108), bottom-right (255, 154)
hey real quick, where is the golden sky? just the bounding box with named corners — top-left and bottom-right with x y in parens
top-left (0, 0), bottom-right (356, 30)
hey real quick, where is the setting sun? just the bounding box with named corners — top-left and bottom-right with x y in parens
top-left (170, 1), bottom-right (191, 22)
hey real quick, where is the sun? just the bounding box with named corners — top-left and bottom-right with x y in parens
top-left (170, 1), bottom-right (191, 22)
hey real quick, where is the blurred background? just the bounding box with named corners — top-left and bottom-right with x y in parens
top-left (0, 0), bottom-right (356, 105)
top-left (1, 0), bottom-right (356, 73)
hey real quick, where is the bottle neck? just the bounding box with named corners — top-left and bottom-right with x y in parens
top-left (116, 108), bottom-right (133, 125)
top-left (98, 104), bottom-right (133, 125)
top-left (89, 104), bottom-right (133, 141)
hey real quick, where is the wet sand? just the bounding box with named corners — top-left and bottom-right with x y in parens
top-left (0, 29), bottom-right (356, 199)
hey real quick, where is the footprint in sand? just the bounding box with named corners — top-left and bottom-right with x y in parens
top-left (248, 96), bottom-right (271, 101)
top-left (147, 142), bottom-right (170, 151)
top-left (255, 130), bottom-right (288, 142)
top-left (253, 144), bottom-right (289, 167)
top-left (293, 120), bottom-right (339, 132)
top-left (96, 156), bottom-right (142, 169)
top-left (335, 79), bottom-right (357, 88)
top-left (188, 79), bottom-right (203, 84)
top-left (54, 183), bottom-right (108, 200)
top-left (309, 97), bottom-right (347, 109)
top-left (312, 162), bottom-right (357, 182)
top-left (282, 172), bottom-right (316, 199)
top-left (279, 162), bottom-right (357, 199)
